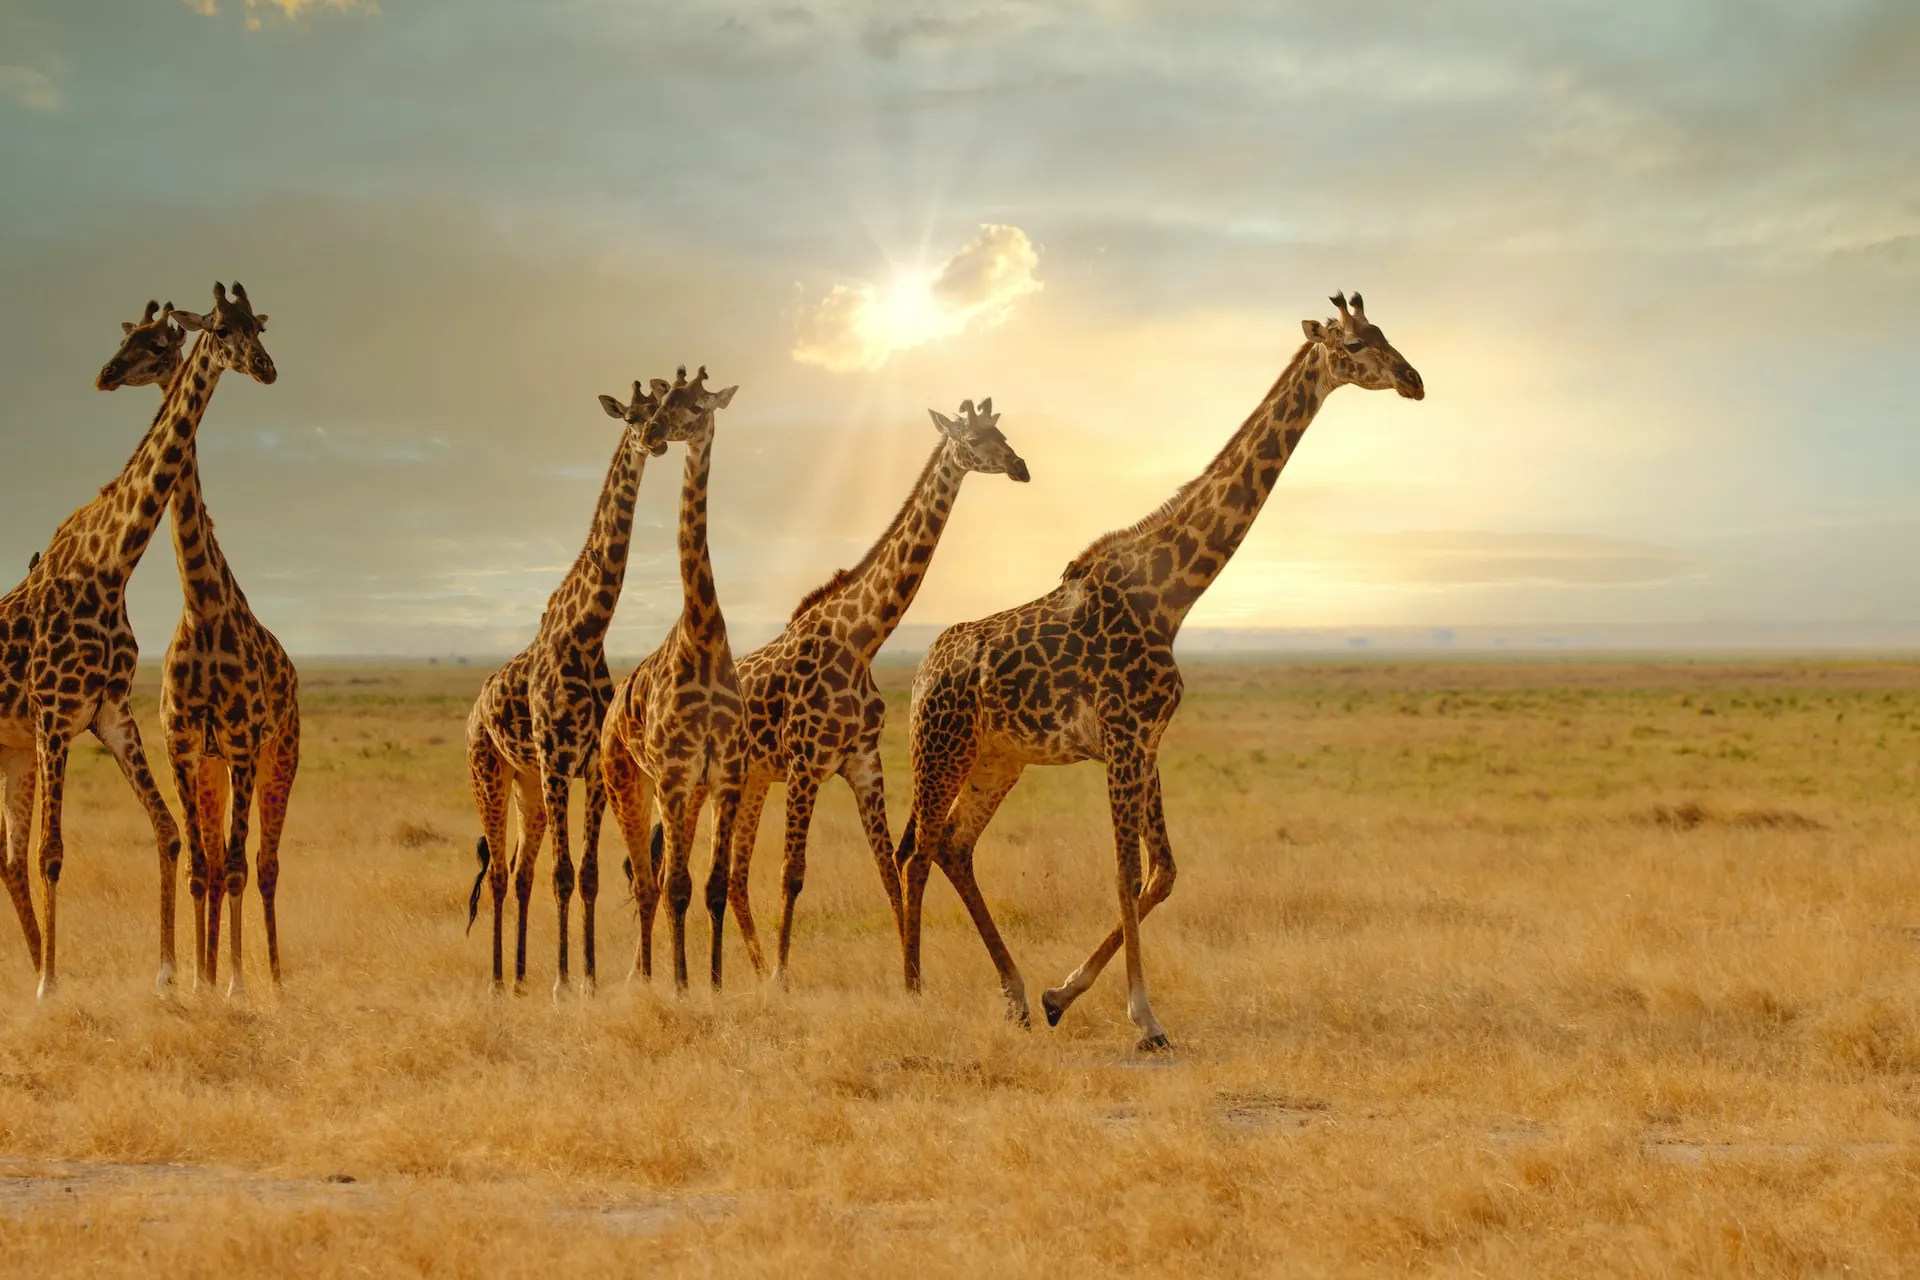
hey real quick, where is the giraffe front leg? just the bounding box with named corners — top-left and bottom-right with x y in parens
top-left (771, 772), bottom-right (821, 989)
top-left (600, 738), bottom-right (658, 983)
top-left (844, 750), bottom-right (903, 934)
top-left (579, 760), bottom-right (605, 992)
top-left (544, 770), bottom-right (575, 998)
top-left (660, 789), bottom-right (703, 994)
top-left (705, 783), bottom-right (741, 990)
top-left (168, 752), bottom-right (209, 989)
top-left (201, 761), bottom-right (235, 991)
top-left (33, 730), bottom-right (71, 1001)
top-left (1104, 746), bottom-right (1165, 1052)
top-left (93, 699), bottom-right (185, 994)
top-left (1043, 768), bottom-right (1176, 1028)
top-left (0, 748), bottom-right (41, 973)
top-left (219, 749), bottom-right (262, 1001)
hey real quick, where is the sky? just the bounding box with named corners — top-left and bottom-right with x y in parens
top-left (2, 0), bottom-right (1917, 655)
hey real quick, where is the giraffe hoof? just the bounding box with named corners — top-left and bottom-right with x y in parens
top-left (1041, 988), bottom-right (1068, 1027)
top-left (35, 975), bottom-right (57, 1001)
top-left (1134, 1033), bottom-right (1172, 1054)
top-left (155, 962), bottom-right (176, 994)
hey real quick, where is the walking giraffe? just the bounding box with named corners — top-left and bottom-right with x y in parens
top-left (464, 376), bottom-right (674, 994)
top-left (599, 365), bottom-right (743, 992)
top-left (724, 398), bottom-right (1029, 984)
top-left (0, 283), bottom-right (275, 997)
top-left (96, 291), bottom-right (300, 995)
top-left (896, 293), bottom-right (1425, 1049)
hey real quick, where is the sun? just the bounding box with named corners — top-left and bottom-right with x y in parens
top-left (864, 268), bottom-right (946, 350)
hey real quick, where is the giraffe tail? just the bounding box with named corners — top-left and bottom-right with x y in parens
top-left (465, 837), bottom-right (490, 936)
top-left (648, 822), bottom-right (664, 879)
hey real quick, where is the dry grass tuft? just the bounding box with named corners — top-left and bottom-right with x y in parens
top-left (1635, 800), bottom-right (1826, 832)
top-left (1, 659), bottom-right (1917, 1275)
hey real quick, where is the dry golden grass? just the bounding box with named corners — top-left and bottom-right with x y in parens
top-left (3, 657), bottom-right (1919, 1276)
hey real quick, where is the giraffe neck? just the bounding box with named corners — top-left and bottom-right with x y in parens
top-left (836, 440), bottom-right (967, 660)
top-left (1140, 341), bottom-right (1334, 631)
top-left (675, 427), bottom-right (723, 637)
top-left (538, 427), bottom-right (647, 650)
top-left (169, 434), bottom-right (244, 621)
top-left (52, 333), bottom-right (224, 586)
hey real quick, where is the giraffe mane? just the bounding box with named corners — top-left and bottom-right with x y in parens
top-left (788, 440), bottom-right (949, 624)
top-left (789, 568), bottom-right (855, 622)
top-left (1060, 338), bottom-right (1317, 582)
top-left (1061, 489), bottom-right (1190, 581)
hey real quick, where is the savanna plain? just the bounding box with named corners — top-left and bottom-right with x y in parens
top-left (2, 658), bottom-right (1918, 1277)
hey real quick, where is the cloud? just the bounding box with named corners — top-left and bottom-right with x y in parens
top-left (180, 0), bottom-right (375, 28)
top-left (793, 223), bottom-right (1042, 373)
top-left (0, 67), bottom-right (60, 111)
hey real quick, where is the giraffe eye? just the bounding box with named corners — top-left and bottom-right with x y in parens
top-left (1343, 341), bottom-right (1365, 353)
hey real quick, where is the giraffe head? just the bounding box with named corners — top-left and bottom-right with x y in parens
top-left (170, 281), bottom-right (277, 385)
top-left (928, 397), bottom-right (1029, 482)
top-left (1302, 292), bottom-right (1424, 400)
top-left (95, 299), bottom-right (187, 391)
top-left (640, 365), bottom-right (738, 449)
top-left (597, 378), bottom-right (671, 457)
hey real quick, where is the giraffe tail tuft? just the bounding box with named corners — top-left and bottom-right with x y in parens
top-left (648, 822), bottom-right (664, 878)
top-left (465, 837), bottom-right (490, 936)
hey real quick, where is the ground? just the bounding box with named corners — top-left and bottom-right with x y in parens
top-left (1, 657), bottom-right (1917, 1277)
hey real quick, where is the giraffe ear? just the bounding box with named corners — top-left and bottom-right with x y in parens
top-left (699, 384), bottom-right (738, 412)
top-left (598, 394), bottom-right (626, 419)
top-left (929, 408), bottom-right (961, 437)
top-left (649, 378), bottom-right (672, 398)
top-left (1302, 319), bottom-right (1331, 342)
top-left (121, 321), bottom-right (136, 335)
top-left (172, 309), bottom-right (210, 332)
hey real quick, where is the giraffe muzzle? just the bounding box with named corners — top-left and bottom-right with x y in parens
top-left (1396, 366), bottom-right (1424, 400)
top-left (1009, 458), bottom-right (1031, 483)
top-left (95, 360), bottom-right (126, 391)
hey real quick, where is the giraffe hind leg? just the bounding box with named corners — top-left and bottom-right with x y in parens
top-left (725, 776), bottom-right (771, 978)
top-left (0, 748), bottom-right (41, 973)
top-left (510, 771), bottom-right (548, 993)
top-left (255, 716), bottom-right (299, 986)
top-left (930, 756), bottom-right (1029, 1025)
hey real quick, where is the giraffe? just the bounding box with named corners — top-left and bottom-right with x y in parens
top-left (895, 292), bottom-right (1424, 1050)
top-left (157, 385), bottom-right (303, 998)
top-left (599, 365), bottom-right (744, 992)
top-left (463, 376), bottom-right (673, 994)
top-left (0, 282), bottom-right (275, 998)
top-left (722, 398), bottom-right (1029, 985)
top-left (96, 296), bottom-right (302, 996)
